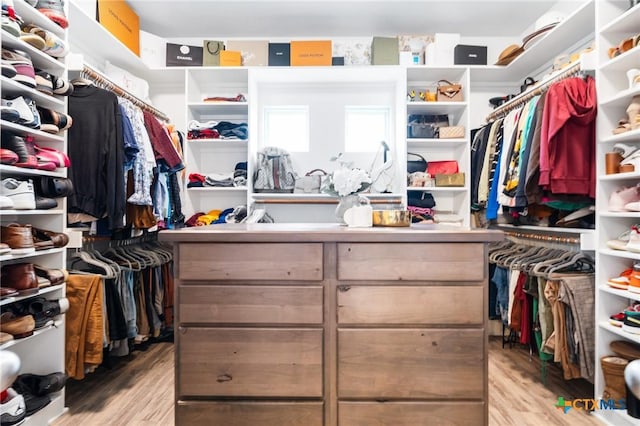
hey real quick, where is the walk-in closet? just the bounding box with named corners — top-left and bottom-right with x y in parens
top-left (1, 0), bottom-right (640, 425)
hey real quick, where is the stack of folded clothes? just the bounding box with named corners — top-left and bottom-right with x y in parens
top-left (187, 120), bottom-right (248, 140)
top-left (187, 162), bottom-right (248, 188)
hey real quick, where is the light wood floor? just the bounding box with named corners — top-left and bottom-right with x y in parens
top-left (52, 337), bottom-right (603, 426)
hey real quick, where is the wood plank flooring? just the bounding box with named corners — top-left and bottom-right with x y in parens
top-left (52, 337), bottom-right (605, 425)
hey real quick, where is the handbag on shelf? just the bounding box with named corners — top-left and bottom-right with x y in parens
top-left (427, 160), bottom-right (459, 175)
top-left (203, 40), bottom-right (225, 66)
top-left (407, 191), bottom-right (436, 208)
top-left (436, 80), bottom-right (463, 102)
top-left (294, 169), bottom-right (327, 193)
top-left (407, 152), bottom-right (428, 173)
top-left (439, 126), bottom-right (465, 139)
top-left (435, 172), bottom-right (465, 187)
top-left (407, 114), bottom-right (450, 138)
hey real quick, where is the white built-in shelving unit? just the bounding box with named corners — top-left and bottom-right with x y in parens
top-left (0, 1), bottom-right (70, 424)
top-left (594, 1), bottom-right (640, 425)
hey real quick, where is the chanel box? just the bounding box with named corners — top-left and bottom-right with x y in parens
top-left (269, 43), bottom-right (291, 66)
top-left (454, 44), bottom-right (487, 65)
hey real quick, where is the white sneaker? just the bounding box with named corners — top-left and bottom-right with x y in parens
top-left (0, 388), bottom-right (26, 426)
top-left (627, 226), bottom-right (640, 253)
top-left (0, 195), bottom-right (14, 209)
top-left (1, 96), bottom-right (39, 128)
top-left (0, 178), bottom-right (35, 210)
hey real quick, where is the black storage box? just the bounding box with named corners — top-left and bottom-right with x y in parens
top-left (269, 43), bottom-right (291, 66)
top-left (332, 56), bottom-right (345, 66)
top-left (166, 43), bottom-right (203, 67)
top-left (454, 44), bottom-right (487, 65)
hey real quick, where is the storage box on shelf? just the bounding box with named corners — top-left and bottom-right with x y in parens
top-left (595, 2), bottom-right (640, 425)
top-left (406, 66), bottom-right (471, 227)
top-left (1, 4), bottom-right (69, 424)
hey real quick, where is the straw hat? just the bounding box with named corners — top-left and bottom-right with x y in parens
top-left (495, 44), bottom-right (524, 66)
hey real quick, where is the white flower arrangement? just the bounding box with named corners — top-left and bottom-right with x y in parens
top-left (321, 154), bottom-right (372, 197)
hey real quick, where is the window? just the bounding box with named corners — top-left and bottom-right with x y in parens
top-left (344, 106), bottom-right (390, 152)
top-left (263, 106), bottom-right (309, 152)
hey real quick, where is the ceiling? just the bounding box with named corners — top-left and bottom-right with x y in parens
top-left (126, 0), bottom-right (570, 39)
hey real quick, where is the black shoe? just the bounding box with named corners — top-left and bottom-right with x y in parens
top-left (13, 372), bottom-right (68, 396)
top-left (34, 195), bottom-right (57, 210)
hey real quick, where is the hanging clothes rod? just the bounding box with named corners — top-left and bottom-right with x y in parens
top-left (78, 64), bottom-right (171, 122)
top-left (502, 230), bottom-right (580, 245)
top-left (485, 61), bottom-right (583, 122)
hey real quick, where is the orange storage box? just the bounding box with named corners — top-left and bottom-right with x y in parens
top-left (290, 40), bottom-right (332, 66)
top-left (220, 50), bottom-right (242, 66)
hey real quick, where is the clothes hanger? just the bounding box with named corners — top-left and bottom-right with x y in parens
top-left (68, 251), bottom-right (117, 279)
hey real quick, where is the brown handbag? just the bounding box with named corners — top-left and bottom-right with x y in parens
top-left (437, 80), bottom-right (463, 102)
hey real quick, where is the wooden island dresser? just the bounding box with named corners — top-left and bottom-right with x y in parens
top-left (160, 223), bottom-right (503, 426)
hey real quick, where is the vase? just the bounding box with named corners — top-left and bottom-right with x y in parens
top-left (335, 194), bottom-right (370, 225)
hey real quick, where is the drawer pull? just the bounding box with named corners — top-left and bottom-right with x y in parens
top-left (217, 374), bottom-right (233, 383)
top-left (338, 285), bottom-right (351, 292)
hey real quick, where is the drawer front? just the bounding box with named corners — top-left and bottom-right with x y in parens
top-left (337, 243), bottom-right (484, 281)
top-left (337, 285), bottom-right (483, 325)
top-left (339, 401), bottom-right (485, 426)
top-left (178, 328), bottom-right (323, 397)
top-left (338, 329), bottom-right (483, 398)
top-left (179, 243), bottom-right (323, 281)
top-left (179, 285), bottom-right (323, 324)
top-left (177, 401), bottom-right (323, 426)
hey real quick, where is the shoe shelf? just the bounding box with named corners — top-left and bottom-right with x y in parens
top-left (12, 0), bottom-right (66, 38)
top-left (599, 2), bottom-right (640, 34)
top-left (0, 247), bottom-right (65, 263)
top-left (0, 208), bottom-right (65, 216)
top-left (22, 392), bottom-right (66, 426)
top-left (0, 283), bottom-right (65, 308)
top-left (600, 128), bottom-right (640, 144)
top-left (0, 318), bottom-right (64, 350)
top-left (600, 284), bottom-right (640, 303)
top-left (599, 320), bottom-right (640, 345)
top-left (0, 120), bottom-right (65, 144)
top-left (1, 31), bottom-right (65, 74)
top-left (600, 212), bottom-right (640, 218)
top-left (594, 409), bottom-right (640, 426)
top-left (0, 76), bottom-right (65, 110)
top-left (600, 86), bottom-right (640, 108)
top-left (599, 248), bottom-right (640, 261)
top-left (0, 164), bottom-right (67, 178)
top-left (599, 171), bottom-right (640, 181)
top-left (600, 48), bottom-right (640, 73)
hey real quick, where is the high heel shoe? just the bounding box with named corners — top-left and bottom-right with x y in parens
top-left (628, 69), bottom-right (640, 90)
top-left (628, 95), bottom-right (640, 130)
top-left (613, 142), bottom-right (638, 158)
top-left (620, 150), bottom-right (640, 172)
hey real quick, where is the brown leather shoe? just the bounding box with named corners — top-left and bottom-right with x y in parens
top-left (0, 312), bottom-right (35, 338)
top-left (0, 242), bottom-right (10, 255)
top-left (1, 223), bottom-right (35, 254)
top-left (31, 227), bottom-right (69, 248)
top-left (0, 331), bottom-right (13, 344)
top-left (34, 265), bottom-right (67, 286)
top-left (1, 263), bottom-right (38, 295)
top-left (0, 287), bottom-right (18, 298)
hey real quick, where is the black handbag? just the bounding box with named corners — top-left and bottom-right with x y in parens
top-left (407, 190), bottom-right (436, 208)
top-left (407, 152), bottom-right (428, 173)
top-left (407, 114), bottom-right (450, 138)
